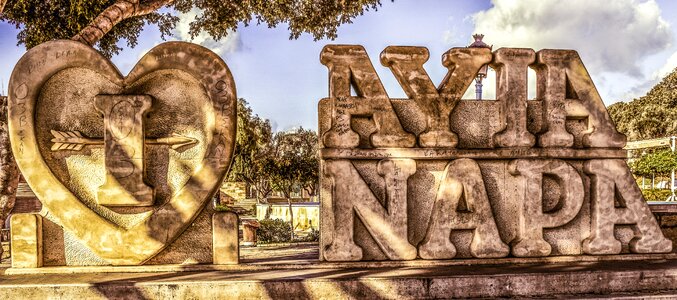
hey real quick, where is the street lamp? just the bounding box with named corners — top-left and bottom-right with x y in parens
top-left (468, 34), bottom-right (492, 100)
top-left (669, 136), bottom-right (677, 201)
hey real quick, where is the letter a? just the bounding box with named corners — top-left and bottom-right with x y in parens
top-left (583, 159), bottom-right (672, 254)
top-left (419, 159), bottom-right (509, 259)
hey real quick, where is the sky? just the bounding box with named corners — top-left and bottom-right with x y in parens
top-left (1, 0), bottom-right (677, 132)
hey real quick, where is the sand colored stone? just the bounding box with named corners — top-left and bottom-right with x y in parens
top-left (213, 212), bottom-right (239, 265)
top-left (318, 45), bottom-right (671, 261)
top-left (7, 40), bottom-right (238, 268)
top-left (9, 214), bottom-right (41, 268)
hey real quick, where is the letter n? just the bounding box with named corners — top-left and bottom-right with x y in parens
top-left (322, 159), bottom-right (416, 261)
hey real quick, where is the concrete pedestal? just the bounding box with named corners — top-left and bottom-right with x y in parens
top-left (2, 255), bottom-right (677, 299)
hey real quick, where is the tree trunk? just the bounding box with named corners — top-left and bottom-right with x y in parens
top-left (0, 96), bottom-right (20, 260)
top-left (287, 197), bottom-right (294, 241)
top-left (72, 0), bottom-right (173, 46)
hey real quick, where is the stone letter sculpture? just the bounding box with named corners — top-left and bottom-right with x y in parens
top-left (8, 40), bottom-right (238, 268)
top-left (319, 45), bottom-right (671, 261)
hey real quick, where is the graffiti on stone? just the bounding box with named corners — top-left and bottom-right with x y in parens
top-left (318, 45), bottom-right (671, 261)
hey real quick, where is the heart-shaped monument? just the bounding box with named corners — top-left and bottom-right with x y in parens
top-left (8, 40), bottom-right (236, 265)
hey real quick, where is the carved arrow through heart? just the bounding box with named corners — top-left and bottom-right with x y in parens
top-left (50, 130), bottom-right (198, 151)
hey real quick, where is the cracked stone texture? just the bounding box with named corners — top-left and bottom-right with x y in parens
top-left (318, 45), bottom-right (669, 261)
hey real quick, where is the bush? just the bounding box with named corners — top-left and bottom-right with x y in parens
top-left (642, 189), bottom-right (673, 202)
top-left (294, 228), bottom-right (320, 243)
top-left (214, 204), bottom-right (232, 212)
top-left (257, 218), bottom-right (292, 244)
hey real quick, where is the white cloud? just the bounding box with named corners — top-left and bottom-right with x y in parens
top-left (461, 67), bottom-right (537, 100)
top-left (172, 8), bottom-right (241, 56)
top-left (465, 0), bottom-right (674, 103)
top-left (653, 50), bottom-right (677, 79)
top-left (471, 0), bottom-right (672, 77)
top-left (614, 50), bottom-right (677, 101)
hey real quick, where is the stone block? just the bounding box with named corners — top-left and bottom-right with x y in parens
top-left (10, 213), bottom-right (42, 268)
top-left (7, 40), bottom-right (238, 268)
top-left (213, 212), bottom-right (239, 265)
top-left (318, 45), bottom-right (669, 262)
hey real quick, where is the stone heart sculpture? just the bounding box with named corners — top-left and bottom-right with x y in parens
top-left (8, 40), bottom-right (236, 265)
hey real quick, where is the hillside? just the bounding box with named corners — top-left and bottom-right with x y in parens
top-left (608, 69), bottom-right (677, 141)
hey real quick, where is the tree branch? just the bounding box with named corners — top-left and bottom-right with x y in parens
top-left (135, 0), bottom-right (174, 17)
top-left (72, 0), bottom-right (173, 46)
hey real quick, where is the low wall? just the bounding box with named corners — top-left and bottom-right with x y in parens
top-left (257, 203), bottom-right (320, 231)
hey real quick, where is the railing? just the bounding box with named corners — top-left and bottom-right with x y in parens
top-left (648, 201), bottom-right (677, 213)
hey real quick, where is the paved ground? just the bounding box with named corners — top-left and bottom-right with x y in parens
top-left (240, 242), bottom-right (319, 264)
top-left (2, 244), bottom-right (677, 298)
top-left (1, 257), bottom-right (677, 298)
top-left (0, 242), bottom-right (319, 270)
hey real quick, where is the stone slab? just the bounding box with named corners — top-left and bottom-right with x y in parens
top-left (212, 212), bottom-right (239, 265)
top-left (9, 214), bottom-right (41, 268)
top-left (2, 259), bottom-right (677, 299)
top-left (4, 252), bottom-right (677, 274)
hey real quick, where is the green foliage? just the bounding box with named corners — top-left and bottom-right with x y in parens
top-left (1, 0), bottom-right (177, 57)
top-left (256, 218), bottom-right (292, 244)
top-left (608, 67), bottom-right (677, 141)
top-left (630, 149), bottom-right (677, 177)
top-left (294, 228), bottom-right (319, 242)
top-left (269, 127), bottom-right (318, 199)
top-left (1, 0), bottom-right (386, 57)
top-left (227, 98), bottom-right (275, 202)
top-left (641, 189), bottom-right (673, 202)
top-left (213, 204), bottom-right (231, 212)
top-left (267, 127), bottom-right (319, 240)
top-left (173, 0), bottom-right (385, 41)
top-left (225, 100), bottom-right (319, 207)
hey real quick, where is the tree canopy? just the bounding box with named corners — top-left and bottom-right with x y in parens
top-left (0, 0), bottom-right (385, 57)
top-left (269, 127), bottom-right (318, 200)
top-left (630, 149), bottom-right (677, 177)
top-left (608, 67), bottom-right (677, 141)
top-left (227, 99), bottom-right (319, 204)
top-left (227, 98), bottom-right (275, 202)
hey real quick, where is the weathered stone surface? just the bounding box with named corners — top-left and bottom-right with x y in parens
top-left (419, 158), bottom-right (509, 259)
top-left (381, 46), bottom-right (491, 147)
top-left (491, 48), bottom-right (536, 148)
top-left (320, 45), bottom-right (416, 149)
top-left (7, 40), bottom-right (237, 267)
top-left (319, 45), bottom-right (670, 262)
top-left (323, 159), bottom-right (417, 261)
top-left (10, 213), bottom-right (42, 268)
top-left (508, 159), bottom-right (584, 257)
top-left (534, 50), bottom-right (626, 148)
top-left (583, 159), bottom-right (672, 254)
top-left (94, 94), bottom-right (154, 206)
top-left (213, 212), bottom-right (239, 265)
top-left (3, 258), bottom-right (677, 299)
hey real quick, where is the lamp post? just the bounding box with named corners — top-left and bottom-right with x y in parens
top-left (669, 136), bottom-right (677, 201)
top-left (468, 34), bottom-right (492, 100)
